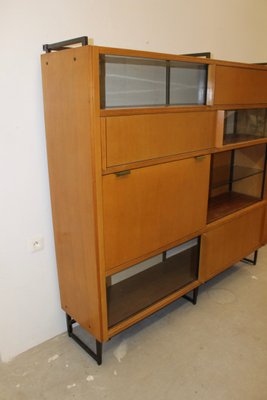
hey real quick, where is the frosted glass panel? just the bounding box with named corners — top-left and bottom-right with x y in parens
top-left (100, 55), bottom-right (166, 108)
top-left (100, 55), bottom-right (208, 108)
top-left (170, 61), bottom-right (207, 105)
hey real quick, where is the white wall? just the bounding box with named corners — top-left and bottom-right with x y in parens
top-left (1, 0), bottom-right (267, 362)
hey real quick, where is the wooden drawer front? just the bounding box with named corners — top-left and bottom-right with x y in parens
top-left (103, 156), bottom-right (210, 271)
top-left (200, 206), bottom-right (264, 281)
top-left (104, 112), bottom-right (216, 167)
top-left (214, 66), bottom-right (267, 105)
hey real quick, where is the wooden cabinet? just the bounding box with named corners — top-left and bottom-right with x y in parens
top-left (41, 39), bottom-right (267, 364)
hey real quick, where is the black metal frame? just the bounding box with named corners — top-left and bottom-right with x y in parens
top-left (183, 287), bottom-right (199, 305)
top-left (242, 250), bottom-right (258, 265)
top-left (43, 37), bottom-right (88, 53)
top-left (228, 149), bottom-right (235, 192)
top-left (66, 314), bottom-right (102, 365)
top-left (211, 142), bottom-right (267, 198)
top-left (166, 61), bottom-right (171, 105)
top-left (182, 52), bottom-right (211, 59)
top-left (260, 144), bottom-right (267, 199)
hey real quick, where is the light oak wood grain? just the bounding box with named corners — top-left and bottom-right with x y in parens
top-left (104, 112), bottom-right (216, 167)
top-left (214, 66), bottom-right (267, 105)
top-left (199, 204), bottom-right (265, 282)
top-left (103, 156), bottom-right (210, 271)
top-left (41, 47), bottom-right (105, 341)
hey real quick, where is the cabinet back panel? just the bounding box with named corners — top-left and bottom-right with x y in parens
top-left (214, 66), bottom-right (267, 105)
top-left (103, 156), bottom-right (210, 271)
top-left (104, 112), bottom-right (215, 167)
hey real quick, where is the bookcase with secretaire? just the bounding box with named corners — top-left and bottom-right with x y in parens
top-left (41, 37), bottom-right (267, 364)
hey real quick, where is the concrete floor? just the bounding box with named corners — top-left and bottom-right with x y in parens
top-left (1, 246), bottom-right (267, 400)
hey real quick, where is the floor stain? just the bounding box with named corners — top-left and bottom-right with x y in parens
top-left (208, 288), bottom-right (236, 304)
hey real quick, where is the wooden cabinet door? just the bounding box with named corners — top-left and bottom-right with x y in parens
top-left (199, 205), bottom-right (265, 282)
top-left (103, 156), bottom-right (210, 271)
top-left (104, 112), bottom-right (216, 167)
top-left (214, 66), bottom-right (267, 105)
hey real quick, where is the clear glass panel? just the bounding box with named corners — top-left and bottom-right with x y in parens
top-left (169, 61), bottom-right (207, 105)
top-left (106, 238), bottom-right (199, 327)
top-left (208, 144), bottom-right (266, 223)
top-left (224, 109), bottom-right (267, 145)
top-left (100, 55), bottom-right (166, 108)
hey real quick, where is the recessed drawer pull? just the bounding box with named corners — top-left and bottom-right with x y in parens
top-left (195, 155), bottom-right (206, 161)
top-left (115, 170), bottom-right (131, 177)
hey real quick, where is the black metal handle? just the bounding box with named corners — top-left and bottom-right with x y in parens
top-left (115, 170), bottom-right (131, 177)
top-left (182, 52), bottom-right (211, 58)
top-left (195, 155), bottom-right (206, 161)
top-left (43, 36), bottom-right (88, 53)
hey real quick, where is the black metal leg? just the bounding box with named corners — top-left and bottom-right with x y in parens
top-left (183, 287), bottom-right (199, 305)
top-left (242, 250), bottom-right (258, 266)
top-left (66, 314), bottom-right (103, 365)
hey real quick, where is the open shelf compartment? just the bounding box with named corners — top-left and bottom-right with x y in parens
top-left (106, 238), bottom-right (200, 328)
top-left (223, 109), bottom-right (267, 145)
top-left (208, 143), bottom-right (267, 223)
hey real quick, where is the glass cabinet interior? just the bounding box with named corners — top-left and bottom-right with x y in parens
top-left (223, 109), bottom-right (267, 145)
top-left (208, 144), bottom-right (267, 222)
top-left (100, 55), bottom-right (208, 108)
top-left (106, 238), bottom-right (199, 327)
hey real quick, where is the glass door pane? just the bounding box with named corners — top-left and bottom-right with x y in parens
top-left (208, 144), bottom-right (266, 223)
top-left (100, 55), bottom-right (166, 108)
top-left (107, 238), bottom-right (199, 327)
top-left (224, 109), bottom-right (267, 145)
top-left (169, 61), bottom-right (207, 105)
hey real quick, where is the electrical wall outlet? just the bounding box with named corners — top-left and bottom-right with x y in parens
top-left (28, 237), bottom-right (44, 253)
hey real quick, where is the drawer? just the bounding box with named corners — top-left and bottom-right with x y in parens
top-left (104, 111), bottom-right (216, 167)
top-left (214, 66), bottom-right (267, 105)
top-left (103, 155), bottom-right (210, 271)
top-left (199, 205), bottom-right (265, 282)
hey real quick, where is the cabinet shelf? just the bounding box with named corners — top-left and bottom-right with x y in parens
top-left (224, 133), bottom-right (265, 145)
top-left (107, 244), bottom-right (198, 328)
top-left (207, 192), bottom-right (260, 223)
top-left (211, 165), bottom-right (264, 190)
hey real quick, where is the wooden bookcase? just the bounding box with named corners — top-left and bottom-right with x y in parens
top-left (41, 38), bottom-right (267, 364)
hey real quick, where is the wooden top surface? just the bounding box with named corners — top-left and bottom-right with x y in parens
top-left (41, 43), bottom-right (267, 70)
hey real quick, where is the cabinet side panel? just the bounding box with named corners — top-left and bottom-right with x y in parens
top-left (41, 48), bottom-right (103, 340)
